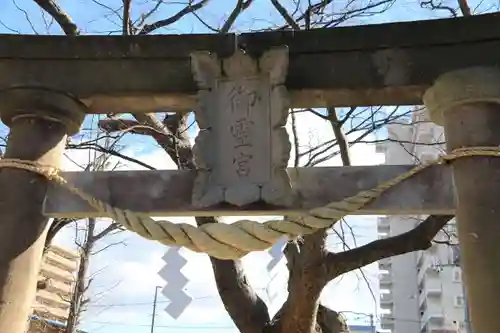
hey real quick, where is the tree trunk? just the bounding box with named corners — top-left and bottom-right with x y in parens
top-left (268, 303), bottom-right (350, 333)
top-left (317, 306), bottom-right (350, 333)
top-left (66, 218), bottom-right (95, 333)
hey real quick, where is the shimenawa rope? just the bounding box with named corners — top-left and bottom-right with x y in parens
top-left (0, 146), bottom-right (497, 259)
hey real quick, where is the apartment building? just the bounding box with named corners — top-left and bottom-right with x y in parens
top-left (377, 109), bottom-right (469, 333)
top-left (28, 245), bottom-right (79, 333)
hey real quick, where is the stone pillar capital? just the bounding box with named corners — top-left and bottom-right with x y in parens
top-left (0, 87), bottom-right (86, 135)
top-left (423, 67), bottom-right (500, 125)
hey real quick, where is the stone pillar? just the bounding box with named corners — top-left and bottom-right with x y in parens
top-left (424, 67), bottom-right (500, 333)
top-left (0, 88), bottom-right (85, 333)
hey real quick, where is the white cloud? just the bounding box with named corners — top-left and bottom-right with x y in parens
top-left (52, 109), bottom-right (384, 332)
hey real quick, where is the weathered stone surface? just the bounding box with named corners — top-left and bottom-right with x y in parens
top-left (43, 164), bottom-right (456, 218)
top-left (1, 14), bottom-right (499, 113)
top-left (190, 47), bottom-right (292, 207)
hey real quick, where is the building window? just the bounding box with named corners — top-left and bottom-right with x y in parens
top-left (450, 245), bottom-right (461, 265)
top-left (454, 296), bottom-right (465, 307)
top-left (452, 268), bottom-right (462, 283)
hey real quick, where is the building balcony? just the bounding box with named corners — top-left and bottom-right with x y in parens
top-left (380, 314), bottom-right (394, 330)
top-left (38, 278), bottom-right (73, 298)
top-left (380, 293), bottom-right (393, 302)
top-left (45, 251), bottom-right (79, 273)
top-left (380, 303), bottom-right (393, 311)
top-left (377, 218), bottom-right (390, 234)
top-left (50, 245), bottom-right (79, 260)
top-left (40, 262), bottom-right (76, 285)
top-left (375, 142), bottom-right (386, 154)
top-left (380, 293), bottom-right (393, 310)
top-left (378, 258), bottom-right (391, 270)
top-left (420, 310), bottom-right (444, 330)
top-left (417, 255), bottom-right (441, 283)
top-left (418, 287), bottom-right (442, 309)
top-left (33, 301), bottom-right (70, 323)
top-left (36, 290), bottom-right (70, 311)
top-left (425, 285), bottom-right (442, 297)
top-left (422, 275), bottom-right (442, 292)
top-left (379, 272), bottom-right (392, 287)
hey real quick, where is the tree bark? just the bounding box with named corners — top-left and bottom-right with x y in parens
top-left (66, 218), bottom-right (95, 333)
top-left (100, 114), bottom-right (270, 332)
top-left (0, 118), bottom-right (70, 333)
top-left (163, 115), bottom-right (270, 332)
top-left (326, 215), bottom-right (453, 279)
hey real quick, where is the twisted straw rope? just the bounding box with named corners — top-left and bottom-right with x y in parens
top-left (0, 146), bottom-right (498, 259)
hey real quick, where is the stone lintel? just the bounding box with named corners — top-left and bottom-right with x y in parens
top-left (2, 14), bottom-right (500, 113)
top-left (43, 164), bottom-right (455, 218)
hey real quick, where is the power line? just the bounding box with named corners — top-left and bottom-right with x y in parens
top-left (84, 321), bottom-right (236, 329)
top-left (84, 312), bottom-right (427, 329)
top-left (84, 301), bottom-right (469, 329)
top-left (86, 288), bottom-right (269, 308)
top-left (82, 316), bottom-right (425, 329)
top-left (86, 294), bottom-right (223, 308)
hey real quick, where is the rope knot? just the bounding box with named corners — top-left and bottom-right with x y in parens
top-left (45, 167), bottom-right (60, 180)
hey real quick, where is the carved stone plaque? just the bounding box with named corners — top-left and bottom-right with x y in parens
top-left (190, 47), bottom-right (292, 207)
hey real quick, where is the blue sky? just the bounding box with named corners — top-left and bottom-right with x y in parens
top-left (0, 0), bottom-right (495, 333)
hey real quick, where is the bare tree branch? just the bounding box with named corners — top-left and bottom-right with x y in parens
top-left (26, 2), bottom-right (455, 333)
top-left (138, 0), bottom-right (211, 35)
top-left (122, 0), bottom-right (132, 35)
top-left (67, 142), bottom-right (156, 170)
top-left (197, 218), bottom-right (270, 333)
top-left (164, 114), bottom-right (270, 332)
top-left (290, 110), bottom-right (301, 167)
top-left (14, 0), bottom-right (38, 34)
top-left (325, 215), bottom-right (454, 280)
top-left (134, 0), bottom-right (164, 30)
top-left (458, 0), bottom-right (472, 15)
top-left (419, 0), bottom-right (458, 17)
top-left (270, 0), bottom-right (301, 29)
top-left (279, 101), bottom-right (354, 333)
top-left (33, 0), bottom-right (79, 35)
top-left (99, 112), bottom-right (269, 332)
top-left (91, 223), bottom-right (123, 242)
top-left (326, 107), bottom-right (351, 166)
top-left (43, 218), bottom-right (74, 250)
top-left (220, 0), bottom-right (255, 33)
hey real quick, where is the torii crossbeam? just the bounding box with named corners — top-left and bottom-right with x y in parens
top-left (0, 13), bottom-right (499, 112)
top-left (44, 164), bottom-right (455, 218)
top-left (0, 13), bottom-right (500, 333)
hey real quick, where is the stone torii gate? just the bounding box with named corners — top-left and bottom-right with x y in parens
top-left (1, 13), bottom-right (500, 333)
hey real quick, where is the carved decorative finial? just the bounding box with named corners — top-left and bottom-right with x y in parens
top-left (190, 47), bottom-right (292, 207)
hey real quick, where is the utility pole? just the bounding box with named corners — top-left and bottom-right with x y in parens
top-left (369, 314), bottom-right (375, 333)
top-left (150, 286), bottom-right (161, 333)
